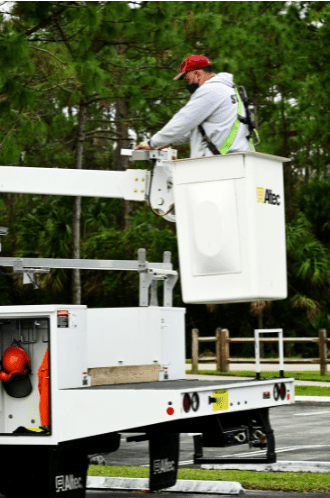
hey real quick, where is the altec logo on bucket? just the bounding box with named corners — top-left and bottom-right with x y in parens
top-left (256, 187), bottom-right (280, 206)
top-left (55, 474), bottom-right (83, 492)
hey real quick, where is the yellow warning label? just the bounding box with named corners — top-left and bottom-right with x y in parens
top-left (256, 187), bottom-right (264, 203)
top-left (212, 389), bottom-right (229, 412)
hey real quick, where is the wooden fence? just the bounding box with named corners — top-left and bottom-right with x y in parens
top-left (191, 328), bottom-right (329, 376)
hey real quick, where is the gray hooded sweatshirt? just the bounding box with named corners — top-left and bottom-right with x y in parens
top-left (149, 73), bottom-right (251, 157)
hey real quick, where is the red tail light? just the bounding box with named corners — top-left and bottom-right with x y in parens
top-left (183, 393), bottom-right (191, 413)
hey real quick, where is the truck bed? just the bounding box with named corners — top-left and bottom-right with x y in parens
top-left (0, 376), bottom-right (294, 445)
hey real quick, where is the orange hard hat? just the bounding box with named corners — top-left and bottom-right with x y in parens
top-left (0, 346), bottom-right (32, 399)
top-left (1, 346), bottom-right (31, 379)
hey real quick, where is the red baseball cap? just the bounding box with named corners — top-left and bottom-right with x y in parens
top-left (173, 55), bottom-right (212, 81)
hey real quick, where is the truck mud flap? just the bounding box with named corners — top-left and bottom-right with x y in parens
top-left (148, 430), bottom-right (180, 492)
top-left (0, 444), bottom-right (88, 498)
top-left (50, 444), bottom-right (89, 497)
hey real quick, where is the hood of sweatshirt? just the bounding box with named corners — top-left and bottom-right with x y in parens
top-left (205, 72), bottom-right (234, 87)
top-left (190, 72), bottom-right (234, 99)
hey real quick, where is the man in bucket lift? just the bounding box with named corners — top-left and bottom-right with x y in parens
top-left (135, 55), bottom-right (257, 156)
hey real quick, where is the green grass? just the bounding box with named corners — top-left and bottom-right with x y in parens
top-left (88, 465), bottom-right (330, 493)
top-left (186, 368), bottom-right (330, 383)
top-left (295, 385), bottom-right (330, 396)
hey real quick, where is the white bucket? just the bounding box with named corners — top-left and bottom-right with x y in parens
top-left (169, 152), bottom-right (289, 304)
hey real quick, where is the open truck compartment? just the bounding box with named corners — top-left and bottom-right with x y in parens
top-left (0, 315), bottom-right (50, 436)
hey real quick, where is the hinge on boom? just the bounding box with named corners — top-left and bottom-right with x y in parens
top-left (121, 148), bottom-right (177, 222)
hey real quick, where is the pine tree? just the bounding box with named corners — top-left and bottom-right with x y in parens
top-left (1, 1), bottom-right (330, 341)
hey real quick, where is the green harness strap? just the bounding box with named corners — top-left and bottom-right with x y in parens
top-left (220, 87), bottom-right (243, 154)
top-left (199, 86), bottom-right (260, 155)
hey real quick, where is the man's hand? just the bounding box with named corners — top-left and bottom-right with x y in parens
top-left (156, 144), bottom-right (172, 150)
top-left (134, 141), bottom-right (152, 150)
top-left (134, 142), bottom-right (172, 150)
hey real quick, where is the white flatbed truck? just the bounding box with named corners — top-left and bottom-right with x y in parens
top-left (0, 149), bottom-right (294, 497)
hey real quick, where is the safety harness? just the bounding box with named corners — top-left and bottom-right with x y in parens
top-left (198, 85), bottom-right (260, 155)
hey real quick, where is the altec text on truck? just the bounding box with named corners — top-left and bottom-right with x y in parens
top-left (257, 187), bottom-right (281, 205)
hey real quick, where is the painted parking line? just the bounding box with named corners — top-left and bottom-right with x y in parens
top-left (143, 445), bottom-right (330, 468)
top-left (202, 461), bottom-right (330, 473)
top-left (140, 444), bottom-right (330, 468)
top-left (294, 410), bottom-right (330, 416)
top-left (151, 445), bottom-right (330, 464)
top-left (228, 444), bottom-right (330, 458)
top-left (226, 446), bottom-right (295, 458)
top-left (142, 445), bottom-right (330, 467)
top-left (141, 460), bottom-right (195, 467)
top-left (142, 444), bottom-right (330, 467)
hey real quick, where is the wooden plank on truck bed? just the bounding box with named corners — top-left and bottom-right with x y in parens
top-left (88, 364), bottom-right (161, 385)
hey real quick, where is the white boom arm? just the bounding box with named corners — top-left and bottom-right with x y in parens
top-left (0, 149), bottom-right (177, 213)
top-left (0, 148), bottom-right (177, 222)
top-left (0, 166), bottom-right (148, 201)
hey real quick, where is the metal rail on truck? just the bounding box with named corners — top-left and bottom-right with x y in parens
top-left (0, 248), bottom-right (177, 307)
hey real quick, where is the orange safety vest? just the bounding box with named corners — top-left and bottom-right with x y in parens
top-left (38, 348), bottom-right (49, 427)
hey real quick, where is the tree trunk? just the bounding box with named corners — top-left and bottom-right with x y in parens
top-left (280, 94), bottom-right (294, 223)
top-left (72, 102), bottom-right (87, 304)
top-left (115, 96), bottom-right (132, 228)
top-left (115, 40), bottom-right (132, 229)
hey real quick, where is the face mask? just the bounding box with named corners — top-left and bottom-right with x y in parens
top-left (186, 82), bottom-right (199, 94)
